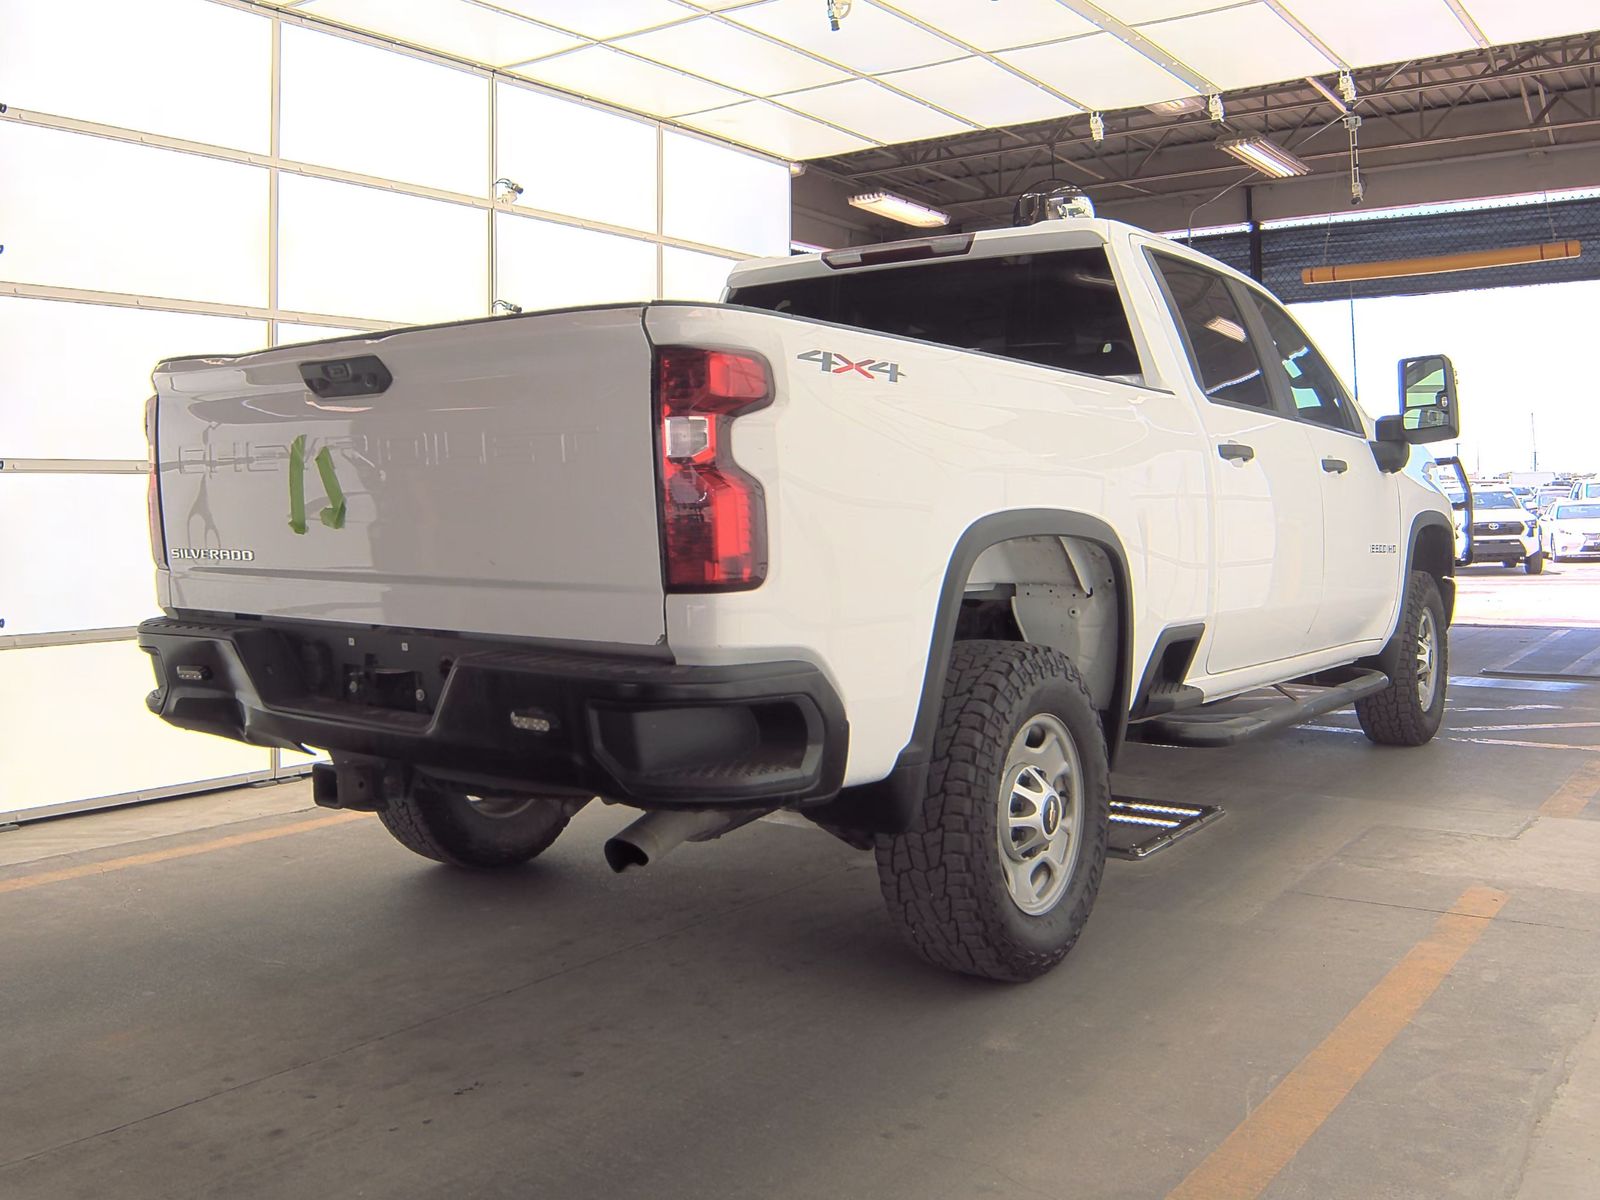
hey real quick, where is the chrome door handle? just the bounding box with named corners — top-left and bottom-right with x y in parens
top-left (1217, 442), bottom-right (1255, 463)
top-left (1321, 457), bottom-right (1349, 474)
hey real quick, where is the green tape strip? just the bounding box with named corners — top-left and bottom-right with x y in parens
top-left (288, 434), bottom-right (308, 535)
top-left (315, 446), bottom-right (346, 530)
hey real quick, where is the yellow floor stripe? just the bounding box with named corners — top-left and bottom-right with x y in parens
top-left (1540, 760), bottom-right (1600, 818)
top-left (1166, 885), bottom-right (1508, 1200)
top-left (0, 811), bottom-right (366, 895)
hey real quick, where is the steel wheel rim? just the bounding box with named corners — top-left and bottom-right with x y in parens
top-left (1415, 608), bottom-right (1439, 710)
top-left (465, 795), bottom-right (537, 820)
top-left (996, 713), bottom-right (1083, 917)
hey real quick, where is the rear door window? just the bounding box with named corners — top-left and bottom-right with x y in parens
top-left (1148, 255), bottom-right (1275, 411)
top-left (727, 247), bottom-right (1146, 383)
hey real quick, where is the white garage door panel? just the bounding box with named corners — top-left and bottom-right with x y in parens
top-left (0, 475), bottom-right (158, 637)
top-left (495, 83), bottom-right (659, 234)
top-left (277, 174), bottom-right (487, 324)
top-left (0, 642), bottom-right (270, 820)
top-left (0, 123), bottom-right (268, 306)
top-left (662, 246), bottom-right (739, 301)
top-left (0, 0), bottom-right (270, 151)
top-left (495, 213), bottom-right (658, 311)
top-left (662, 132), bottom-right (790, 257)
top-left (0, 298), bottom-right (267, 461)
top-left (279, 24), bottom-right (489, 195)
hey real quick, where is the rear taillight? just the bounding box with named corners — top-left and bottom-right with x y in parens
top-left (655, 346), bottom-right (772, 592)
top-left (145, 395), bottom-right (166, 567)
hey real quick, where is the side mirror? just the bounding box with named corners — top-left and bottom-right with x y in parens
top-left (1369, 423), bottom-right (1410, 473)
top-left (1395, 354), bottom-right (1460, 443)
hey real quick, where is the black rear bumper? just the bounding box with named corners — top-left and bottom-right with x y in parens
top-left (137, 616), bottom-right (848, 808)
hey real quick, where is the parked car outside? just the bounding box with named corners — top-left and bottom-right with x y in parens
top-left (1468, 486), bottom-right (1543, 573)
top-left (1541, 501), bottom-right (1600, 561)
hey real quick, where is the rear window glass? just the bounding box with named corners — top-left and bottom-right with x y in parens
top-left (1554, 503), bottom-right (1600, 519)
top-left (727, 248), bottom-right (1145, 383)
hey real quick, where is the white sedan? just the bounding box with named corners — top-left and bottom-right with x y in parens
top-left (1541, 501), bottom-right (1600, 561)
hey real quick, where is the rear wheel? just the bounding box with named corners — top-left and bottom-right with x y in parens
top-left (874, 641), bottom-right (1110, 982)
top-left (1524, 551), bottom-right (1545, 575)
top-left (377, 783), bottom-right (582, 868)
top-left (1356, 570), bottom-right (1448, 747)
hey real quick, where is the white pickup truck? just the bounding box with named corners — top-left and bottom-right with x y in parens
top-left (139, 214), bottom-right (1464, 981)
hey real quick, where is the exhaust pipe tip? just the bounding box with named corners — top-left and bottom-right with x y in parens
top-left (603, 836), bottom-right (650, 873)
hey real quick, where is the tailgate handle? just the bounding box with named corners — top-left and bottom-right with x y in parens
top-left (300, 355), bottom-right (392, 399)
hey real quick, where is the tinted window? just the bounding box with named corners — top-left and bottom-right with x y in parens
top-left (1244, 295), bottom-right (1363, 434)
top-left (727, 248), bottom-right (1144, 381)
top-left (1151, 257), bottom-right (1273, 410)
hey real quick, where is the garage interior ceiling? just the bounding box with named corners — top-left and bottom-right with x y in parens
top-left (251, 1), bottom-right (1600, 163)
top-left (818, 27), bottom-right (1600, 231)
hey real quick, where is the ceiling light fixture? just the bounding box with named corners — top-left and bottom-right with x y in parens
top-left (849, 191), bottom-right (949, 229)
top-left (1338, 69), bottom-right (1357, 104)
top-left (1207, 93), bottom-right (1225, 122)
top-left (1217, 135), bottom-right (1309, 179)
top-left (1089, 112), bottom-right (1105, 143)
top-left (1147, 97), bottom-right (1202, 116)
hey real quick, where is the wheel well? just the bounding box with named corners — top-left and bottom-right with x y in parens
top-left (1412, 522), bottom-right (1455, 623)
top-left (806, 512), bottom-right (1133, 839)
top-left (961, 534), bottom-right (1123, 739)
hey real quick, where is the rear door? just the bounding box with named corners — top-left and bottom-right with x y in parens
top-left (1238, 290), bottom-right (1402, 650)
top-left (154, 306), bottom-right (667, 647)
top-left (1147, 254), bottom-right (1324, 674)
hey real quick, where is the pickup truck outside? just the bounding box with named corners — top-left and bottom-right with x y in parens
top-left (139, 215), bottom-right (1464, 981)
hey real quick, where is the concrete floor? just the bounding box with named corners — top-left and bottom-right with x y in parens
top-left (3, 621), bottom-right (1600, 1199)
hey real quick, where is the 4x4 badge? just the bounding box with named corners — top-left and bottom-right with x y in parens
top-left (797, 349), bottom-right (904, 382)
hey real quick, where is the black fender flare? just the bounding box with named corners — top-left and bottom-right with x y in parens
top-left (1407, 509), bottom-right (1457, 619)
top-left (806, 509), bottom-right (1134, 837)
top-left (1363, 510), bottom-right (1456, 680)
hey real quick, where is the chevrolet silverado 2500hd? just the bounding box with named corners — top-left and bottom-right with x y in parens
top-left (139, 216), bottom-right (1465, 981)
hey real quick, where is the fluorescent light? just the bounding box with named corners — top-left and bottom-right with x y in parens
top-left (1205, 316), bottom-right (1247, 342)
top-left (1217, 135), bottom-right (1309, 178)
top-left (848, 191), bottom-right (948, 228)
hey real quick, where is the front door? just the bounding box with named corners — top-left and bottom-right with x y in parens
top-left (1241, 292), bottom-right (1402, 650)
top-left (1147, 255), bottom-right (1324, 675)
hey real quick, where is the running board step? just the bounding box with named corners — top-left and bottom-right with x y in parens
top-left (1128, 669), bottom-right (1390, 748)
top-left (1107, 797), bottom-right (1223, 860)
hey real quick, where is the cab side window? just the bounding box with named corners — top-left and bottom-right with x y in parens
top-left (1244, 295), bottom-right (1364, 435)
top-left (1151, 257), bottom-right (1274, 411)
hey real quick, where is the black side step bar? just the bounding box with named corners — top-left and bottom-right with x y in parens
top-left (1128, 669), bottom-right (1390, 748)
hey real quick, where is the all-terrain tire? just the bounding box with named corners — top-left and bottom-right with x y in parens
top-left (377, 784), bottom-right (580, 868)
top-left (874, 641), bottom-right (1110, 982)
top-left (1355, 570), bottom-right (1448, 747)
top-left (1524, 551), bottom-right (1545, 575)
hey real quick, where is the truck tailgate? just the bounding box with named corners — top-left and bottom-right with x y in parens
top-left (153, 306), bottom-right (666, 647)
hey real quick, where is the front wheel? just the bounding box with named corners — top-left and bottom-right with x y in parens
top-left (377, 783), bottom-right (582, 868)
top-left (1356, 570), bottom-right (1448, 746)
top-left (1524, 551), bottom-right (1545, 575)
top-left (874, 641), bottom-right (1110, 982)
